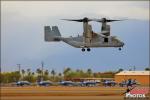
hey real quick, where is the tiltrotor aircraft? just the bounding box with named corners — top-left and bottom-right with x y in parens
top-left (44, 17), bottom-right (124, 52)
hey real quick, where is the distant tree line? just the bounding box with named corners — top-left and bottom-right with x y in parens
top-left (0, 67), bottom-right (149, 83)
top-left (0, 68), bottom-right (63, 83)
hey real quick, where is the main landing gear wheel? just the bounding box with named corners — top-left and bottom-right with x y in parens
top-left (119, 48), bottom-right (121, 51)
top-left (81, 48), bottom-right (85, 52)
top-left (87, 48), bottom-right (91, 52)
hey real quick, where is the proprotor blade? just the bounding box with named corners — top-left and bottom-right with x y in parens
top-left (92, 18), bottom-right (126, 23)
top-left (61, 17), bottom-right (92, 22)
top-left (61, 17), bottom-right (126, 23)
top-left (106, 19), bottom-right (124, 22)
top-left (61, 19), bottom-right (83, 22)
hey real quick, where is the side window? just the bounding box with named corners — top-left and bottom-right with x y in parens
top-left (104, 38), bottom-right (108, 42)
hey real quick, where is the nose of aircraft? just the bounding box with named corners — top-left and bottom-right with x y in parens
top-left (121, 42), bottom-right (125, 47)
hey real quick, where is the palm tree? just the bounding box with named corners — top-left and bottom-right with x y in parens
top-left (44, 70), bottom-right (49, 80)
top-left (21, 69), bottom-right (25, 80)
top-left (63, 67), bottom-right (71, 75)
top-left (58, 73), bottom-right (62, 77)
top-left (87, 68), bottom-right (92, 77)
top-left (44, 70), bottom-right (49, 76)
top-left (36, 68), bottom-right (42, 76)
top-left (32, 72), bottom-right (35, 76)
top-left (116, 68), bottom-right (124, 73)
top-left (145, 67), bottom-right (150, 71)
top-left (27, 69), bottom-right (31, 76)
top-left (36, 68), bottom-right (42, 81)
top-left (51, 69), bottom-right (56, 80)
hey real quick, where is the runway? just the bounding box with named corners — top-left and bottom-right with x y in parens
top-left (1, 86), bottom-right (149, 100)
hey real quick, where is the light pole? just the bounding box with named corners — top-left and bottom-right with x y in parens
top-left (17, 64), bottom-right (21, 81)
top-left (41, 61), bottom-right (44, 81)
top-left (17, 64), bottom-right (21, 73)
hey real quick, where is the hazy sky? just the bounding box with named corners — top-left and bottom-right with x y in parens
top-left (1, 1), bottom-right (149, 72)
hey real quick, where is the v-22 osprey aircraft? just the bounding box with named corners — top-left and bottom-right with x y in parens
top-left (44, 17), bottom-right (125, 52)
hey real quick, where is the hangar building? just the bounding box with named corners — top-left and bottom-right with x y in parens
top-left (115, 71), bottom-right (150, 85)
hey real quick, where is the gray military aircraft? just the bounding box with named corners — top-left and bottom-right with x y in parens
top-left (44, 17), bottom-right (124, 52)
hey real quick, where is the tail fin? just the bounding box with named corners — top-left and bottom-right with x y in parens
top-left (44, 26), bottom-right (61, 41)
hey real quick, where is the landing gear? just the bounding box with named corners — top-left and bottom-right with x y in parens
top-left (81, 48), bottom-right (91, 52)
top-left (87, 48), bottom-right (91, 52)
top-left (82, 48), bottom-right (85, 52)
top-left (119, 48), bottom-right (121, 51)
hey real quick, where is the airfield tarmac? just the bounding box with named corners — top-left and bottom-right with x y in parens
top-left (1, 86), bottom-right (149, 100)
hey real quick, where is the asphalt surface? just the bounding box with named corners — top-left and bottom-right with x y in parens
top-left (1, 86), bottom-right (149, 100)
top-left (1, 96), bottom-right (124, 100)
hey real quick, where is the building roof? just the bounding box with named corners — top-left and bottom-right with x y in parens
top-left (116, 71), bottom-right (150, 75)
